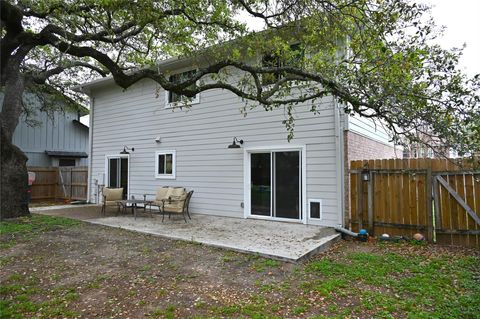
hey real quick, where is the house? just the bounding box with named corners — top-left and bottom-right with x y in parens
top-left (78, 58), bottom-right (399, 227)
top-left (402, 131), bottom-right (454, 159)
top-left (0, 92), bottom-right (89, 167)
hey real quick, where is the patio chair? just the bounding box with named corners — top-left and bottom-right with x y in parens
top-left (162, 190), bottom-right (193, 223)
top-left (101, 187), bottom-right (124, 215)
top-left (149, 186), bottom-right (179, 212)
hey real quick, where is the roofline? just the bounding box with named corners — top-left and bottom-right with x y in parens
top-left (75, 24), bottom-right (304, 94)
top-left (73, 119), bottom-right (89, 129)
top-left (74, 55), bottom-right (189, 93)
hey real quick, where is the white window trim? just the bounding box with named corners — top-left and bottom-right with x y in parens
top-left (164, 70), bottom-right (201, 109)
top-left (164, 92), bottom-right (200, 109)
top-left (308, 199), bottom-right (323, 220)
top-left (155, 150), bottom-right (176, 179)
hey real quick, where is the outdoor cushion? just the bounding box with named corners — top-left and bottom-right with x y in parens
top-left (170, 187), bottom-right (185, 197)
top-left (163, 200), bottom-right (184, 213)
top-left (156, 187), bottom-right (173, 201)
top-left (170, 192), bottom-right (187, 202)
top-left (103, 187), bottom-right (123, 201)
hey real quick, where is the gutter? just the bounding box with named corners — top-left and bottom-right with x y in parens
top-left (333, 97), bottom-right (345, 226)
top-left (73, 55), bottom-right (193, 93)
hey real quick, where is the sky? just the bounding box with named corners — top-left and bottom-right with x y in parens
top-left (423, 0), bottom-right (480, 77)
top-left (80, 0), bottom-right (480, 126)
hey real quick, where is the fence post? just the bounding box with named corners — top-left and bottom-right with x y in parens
top-left (70, 168), bottom-right (73, 200)
top-left (54, 167), bottom-right (58, 202)
top-left (357, 172), bottom-right (363, 230)
top-left (426, 167), bottom-right (433, 242)
top-left (432, 175), bottom-right (441, 243)
top-left (368, 171), bottom-right (374, 235)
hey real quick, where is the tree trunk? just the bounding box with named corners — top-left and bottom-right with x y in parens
top-left (0, 45), bottom-right (33, 219)
top-left (0, 125), bottom-right (30, 219)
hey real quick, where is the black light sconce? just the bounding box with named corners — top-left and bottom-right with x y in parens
top-left (227, 137), bottom-right (244, 149)
top-left (120, 146), bottom-right (135, 154)
top-left (361, 162), bottom-right (370, 181)
top-left (361, 169), bottom-right (370, 181)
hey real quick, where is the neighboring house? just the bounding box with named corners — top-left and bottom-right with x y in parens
top-left (403, 138), bottom-right (454, 159)
top-left (78, 58), bottom-right (399, 227)
top-left (0, 92), bottom-right (89, 167)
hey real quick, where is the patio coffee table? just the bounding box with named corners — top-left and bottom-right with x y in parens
top-left (118, 199), bottom-right (153, 219)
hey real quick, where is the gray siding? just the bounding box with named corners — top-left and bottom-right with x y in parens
top-left (90, 79), bottom-right (342, 226)
top-left (0, 93), bottom-right (89, 167)
top-left (347, 113), bottom-right (393, 146)
top-left (23, 151), bottom-right (51, 167)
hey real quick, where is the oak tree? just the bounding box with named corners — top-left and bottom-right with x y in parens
top-left (1, 0), bottom-right (479, 218)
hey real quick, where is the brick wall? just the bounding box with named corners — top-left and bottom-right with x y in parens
top-left (343, 131), bottom-right (402, 225)
top-left (345, 131), bottom-right (401, 161)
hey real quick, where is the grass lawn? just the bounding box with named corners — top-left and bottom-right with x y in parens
top-left (1, 214), bottom-right (479, 318)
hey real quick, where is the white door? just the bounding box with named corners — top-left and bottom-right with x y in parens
top-left (105, 155), bottom-right (129, 199)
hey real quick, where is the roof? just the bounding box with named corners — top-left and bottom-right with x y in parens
top-left (76, 25), bottom-right (304, 94)
top-left (45, 150), bottom-right (88, 158)
top-left (73, 119), bottom-right (89, 129)
top-left (75, 56), bottom-right (190, 93)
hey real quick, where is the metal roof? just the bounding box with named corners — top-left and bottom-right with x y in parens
top-left (45, 151), bottom-right (88, 158)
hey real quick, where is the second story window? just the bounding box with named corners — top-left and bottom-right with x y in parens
top-left (261, 43), bottom-right (304, 86)
top-left (167, 70), bottom-right (199, 107)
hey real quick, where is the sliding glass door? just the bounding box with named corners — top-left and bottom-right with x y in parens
top-left (107, 156), bottom-right (128, 199)
top-left (250, 151), bottom-right (301, 220)
top-left (251, 153), bottom-right (271, 216)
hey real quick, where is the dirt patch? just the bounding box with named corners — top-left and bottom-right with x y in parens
top-left (1, 219), bottom-right (478, 318)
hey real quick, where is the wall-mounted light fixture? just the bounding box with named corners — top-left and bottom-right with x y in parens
top-left (120, 146), bottom-right (135, 154)
top-left (361, 169), bottom-right (370, 181)
top-left (227, 137), bottom-right (244, 149)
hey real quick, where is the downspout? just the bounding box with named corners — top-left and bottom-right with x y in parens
top-left (86, 95), bottom-right (94, 203)
top-left (333, 35), bottom-right (347, 227)
top-left (333, 98), bottom-right (345, 226)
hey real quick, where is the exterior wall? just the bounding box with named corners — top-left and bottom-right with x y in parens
top-left (89, 79), bottom-right (342, 227)
top-left (345, 130), bottom-right (401, 161)
top-left (0, 93), bottom-right (89, 167)
top-left (23, 151), bottom-right (52, 167)
top-left (347, 114), bottom-right (392, 145)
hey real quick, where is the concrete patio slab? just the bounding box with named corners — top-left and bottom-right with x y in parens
top-left (31, 204), bottom-right (97, 212)
top-left (36, 206), bottom-right (340, 261)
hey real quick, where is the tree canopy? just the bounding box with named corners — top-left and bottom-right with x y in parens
top-left (1, 0), bottom-right (479, 217)
top-left (2, 0), bottom-right (479, 154)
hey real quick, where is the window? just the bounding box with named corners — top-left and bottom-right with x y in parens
top-left (155, 150), bottom-right (176, 179)
top-left (262, 43), bottom-right (304, 86)
top-left (166, 70), bottom-right (199, 106)
top-left (59, 158), bottom-right (76, 167)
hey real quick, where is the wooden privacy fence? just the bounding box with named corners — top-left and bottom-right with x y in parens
top-left (349, 158), bottom-right (480, 248)
top-left (28, 166), bottom-right (88, 202)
